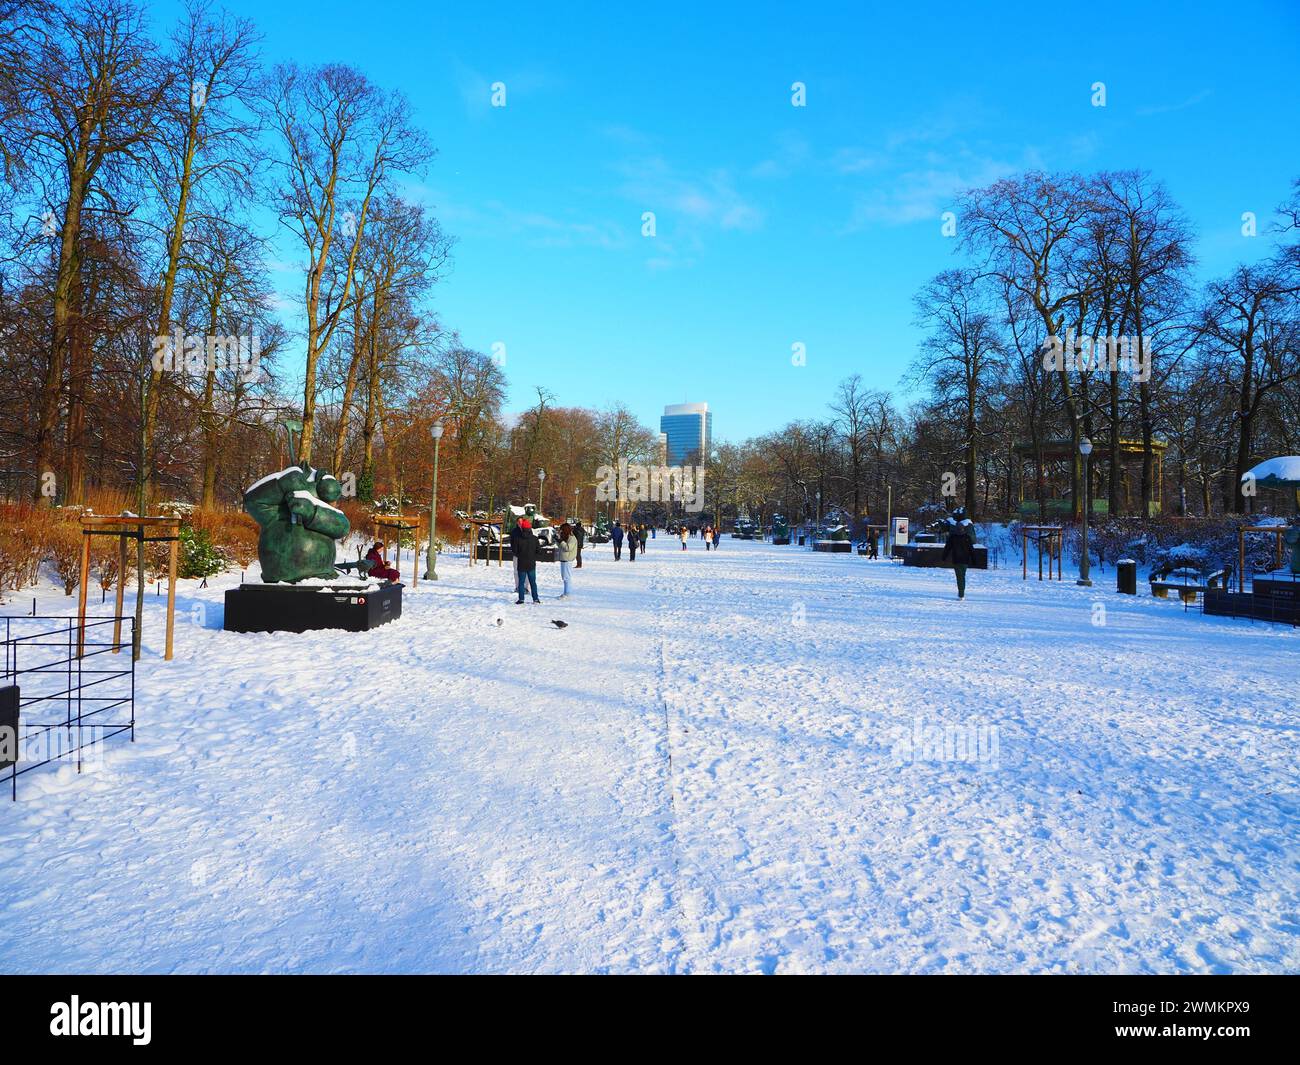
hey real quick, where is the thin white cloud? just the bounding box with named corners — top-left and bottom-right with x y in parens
top-left (1136, 89), bottom-right (1212, 117)
top-left (615, 156), bottom-right (765, 233)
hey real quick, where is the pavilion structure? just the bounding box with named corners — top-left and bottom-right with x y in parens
top-left (1014, 438), bottom-right (1168, 516)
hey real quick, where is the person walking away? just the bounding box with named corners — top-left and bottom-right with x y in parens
top-left (612, 521), bottom-right (624, 561)
top-left (573, 517), bottom-right (585, 569)
top-left (680, 526), bottom-right (689, 551)
top-left (555, 522), bottom-right (578, 598)
top-left (639, 525), bottom-right (649, 553)
top-left (509, 518), bottom-right (542, 604)
top-left (365, 541), bottom-right (401, 581)
top-left (941, 519), bottom-right (976, 600)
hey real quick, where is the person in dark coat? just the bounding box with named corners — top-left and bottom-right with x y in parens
top-left (612, 521), bottom-right (624, 560)
top-left (941, 520), bottom-right (976, 599)
top-left (628, 525), bottom-right (638, 561)
top-left (573, 518), bottom-right (585, 569)
top-left (509, 518), bottom-right (541, 603)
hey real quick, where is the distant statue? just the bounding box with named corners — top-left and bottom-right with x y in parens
top-left (244, 464), bottom-right (350, 582)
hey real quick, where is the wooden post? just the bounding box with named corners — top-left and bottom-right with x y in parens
top-left (165, 524), bottom-right (178, 661)
top-left (76, 528), bottom-right (91, 658)
top-left (1239, 528), bottom-right (1245, 593)
top-left (113, 533), bottom-right (127, 652)
top-left (411, 530), bottom-right (419, 588)
top-left (133, 529), bottom-right (144, 662)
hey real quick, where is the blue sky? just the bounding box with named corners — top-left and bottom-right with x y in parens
top-left (157, 0), bottom-right (1300, 440)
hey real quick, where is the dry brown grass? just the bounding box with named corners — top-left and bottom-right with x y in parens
top-left (189, 507), bottom-right (259, 568)
top-left (47, 522), bottom-right (84, 596)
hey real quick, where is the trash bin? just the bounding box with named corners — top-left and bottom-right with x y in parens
top-left (797, 534), bottom-right (806, 546)
top-left (1117, 559), bottom-right (1137, 595)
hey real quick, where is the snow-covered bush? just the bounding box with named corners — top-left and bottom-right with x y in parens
top-left (1060, 515), bottom-right (1283, 576)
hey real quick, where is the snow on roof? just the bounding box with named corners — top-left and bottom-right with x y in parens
top-left (1243, 456), bottom-right (1300, 484)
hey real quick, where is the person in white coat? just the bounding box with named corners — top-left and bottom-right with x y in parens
top-left (555, 522), bottom-right (579, 598)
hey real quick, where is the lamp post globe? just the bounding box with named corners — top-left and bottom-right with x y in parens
top-left (424, 421), bottom-right (444, 580)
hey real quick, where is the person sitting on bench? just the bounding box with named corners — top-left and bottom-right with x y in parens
top-left (365, 541), bottom-right (400, 582)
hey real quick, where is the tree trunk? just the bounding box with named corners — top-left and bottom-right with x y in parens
top-left (140, 117), bottom-right (199, 511)
top-left (34, 167), bottom-right (89, 502)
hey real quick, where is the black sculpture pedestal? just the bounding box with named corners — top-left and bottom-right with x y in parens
top-left (224, 582), bottom-right (402, 634)
top-left (899, 544), bottom-right (989, 569)
top-left (813, 540), bottom-right (852, 553)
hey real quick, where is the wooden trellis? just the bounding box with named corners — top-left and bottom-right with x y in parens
top-left (372, 515), bottom-right (422, 587)
top-left (466, 514), bottom-right (508, 566)
top-left (1021, 525), bottom-right (1064, 582)
top-left (77, 515), bottom-right (181, 661)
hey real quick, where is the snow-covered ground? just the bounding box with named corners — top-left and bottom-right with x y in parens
top-left (1, 535), bottom-right (1297, 973)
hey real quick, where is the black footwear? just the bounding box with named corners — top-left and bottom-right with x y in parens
top-left (532, 598), bottom-right (541, 604)
top-left (515, 599), bottom-right (525, 605)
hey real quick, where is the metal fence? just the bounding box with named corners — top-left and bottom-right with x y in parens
top-left (1, 615), bottom-right (136, 800)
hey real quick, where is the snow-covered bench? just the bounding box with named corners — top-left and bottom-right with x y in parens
top-left (1150, 563), bottom-right (1230, 604)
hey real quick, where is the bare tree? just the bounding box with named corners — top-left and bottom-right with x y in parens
top-left (911, 269), bottom-right (1002, 517)
top-left (961, 172), bottom-right (1090, 515)
top-left (23, 0), bottom-right (170, 501)
top-left (329, 194), bottom-right (452, 473)
top-left (138, 0), bottom-right (261, 508)
top-left (265, 62), bottom-right (431, 464)
top-left (1202, 260), bottom-right (1300, 512)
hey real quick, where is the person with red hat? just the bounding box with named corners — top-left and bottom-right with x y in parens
top-left (508, 517), bottom-right (541, 604)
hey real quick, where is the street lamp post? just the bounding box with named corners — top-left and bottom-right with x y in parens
top-left (424, 421), bottom-right (444, 580)
top-left (538, 468), bottom-right (546, 512)
top-left (711, 450), bottom-right (720, 530)
top-left (1077, 437), bottom-right (1093, 587)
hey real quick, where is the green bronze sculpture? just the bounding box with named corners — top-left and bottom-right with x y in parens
top-left (244, 464), bottom-right (350, 582)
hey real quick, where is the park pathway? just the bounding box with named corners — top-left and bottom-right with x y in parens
top-left (1, 535), bottom-right (1297, 972)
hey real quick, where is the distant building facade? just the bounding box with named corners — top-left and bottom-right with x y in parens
top-left (660, 403), bottom-right (711, 466)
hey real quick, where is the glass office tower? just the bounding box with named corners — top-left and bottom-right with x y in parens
top-left (660, 403), bottom-right (712, 465)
